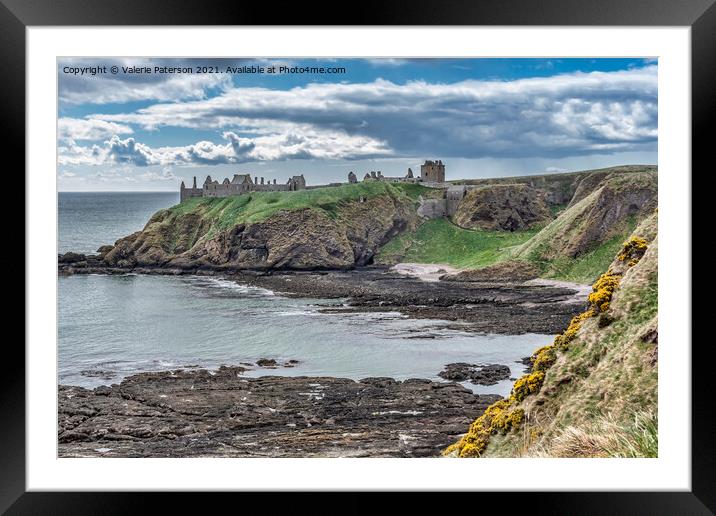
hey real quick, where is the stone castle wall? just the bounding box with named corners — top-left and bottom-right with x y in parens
top-left (420, 160), bottom-right (445, 183)
top-left (180, 187), bottom-right (203, 202)
top-left (181, 161), bottom-right (448, 201)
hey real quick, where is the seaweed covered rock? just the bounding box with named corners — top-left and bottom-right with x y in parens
top-left (438, 363), bottom-right (511, 385)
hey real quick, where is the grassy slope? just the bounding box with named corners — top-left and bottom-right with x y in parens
top-left (484, 213), bottom-right (658, 458)
top-left (523, 220), bottom-right (638, 284)
top-left (166, 182), bottom-right (430, 228)
top-left (374, 214), bottom-right (631, 284)
top-left (378, 169), bottom-right (655, 284)
top-left (375, 218), bottom-right (538, 269)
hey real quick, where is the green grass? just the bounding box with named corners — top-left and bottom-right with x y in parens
top-left (375, 218), bottom-right (537, 269)
top-left (530, 231), bottom-right (632, 284)
top-left (169, 182), bottom-right (432, 228)
top-left (526, 217), bottom-right (637, 284)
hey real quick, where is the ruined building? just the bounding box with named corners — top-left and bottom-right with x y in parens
top-left (180, 173), bottom-right (306, 201)
top-left (180, 160), bottom-right (447, 202)
top-left (179, 176), bottom-right (202, 201)
top-left (421, 160), bottom-right (445, 183)
top-left (361, 168), bottom-right (420, 183)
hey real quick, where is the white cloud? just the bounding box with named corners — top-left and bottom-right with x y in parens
top-left (58, 129), bottom-right (391, 167)
top-left (139, 166), bottom-right (178, 181)
top-left (365, 58), bottom-right (410, 66)
top-left (84, 65), bottom-right (657, 160)
top-left (58, 118), bottom-right (134, 142)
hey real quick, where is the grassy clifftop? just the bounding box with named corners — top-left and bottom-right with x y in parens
top-left (453, 165), bottom-right (656, 206)
top-left (166, 182), bottom-right (431, 228)
top-left (445, 212), bottom-right (658, 458)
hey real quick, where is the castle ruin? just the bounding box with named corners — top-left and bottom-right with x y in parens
top-left (420, 160), bottom-right (445, 183)
top-left (180, 173), bottom-right (306, 201)
top-left (180, 160), bottom-right (449, 202)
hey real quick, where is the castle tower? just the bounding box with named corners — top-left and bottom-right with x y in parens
top-left (348, 171), bottom-right (357, 183)
top-left (420, 160), bottom-right (445, 183)
top-left (192, 176), bottom-right (197, 189)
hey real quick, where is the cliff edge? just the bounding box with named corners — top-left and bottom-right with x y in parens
top-left (445, 211), bottom-right (658, 458)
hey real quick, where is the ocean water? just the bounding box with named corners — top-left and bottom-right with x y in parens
top-left (58, 192), bottom-right (551, 396)
top-left (59, 192), bottom-right (179, 254)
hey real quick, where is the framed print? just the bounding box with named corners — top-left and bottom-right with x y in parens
top-left (4, 0), bottom-right (711, 512)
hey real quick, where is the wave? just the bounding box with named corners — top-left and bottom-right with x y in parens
top-left (188, 277), bottom-right (277, 297)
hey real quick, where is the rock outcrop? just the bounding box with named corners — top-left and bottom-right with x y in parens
top-left (453, 184), bottom-right (551, 231)
top-left (438, 363), bottom-right (511, 385)
top-left (58, 367), bottom-right (501, 458)
top-left (96, 194), bottom-right (418, 271)
top-left (514, 170), bottom-right (657, 260)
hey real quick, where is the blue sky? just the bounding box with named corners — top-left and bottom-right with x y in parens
top-left (57, 57), bottom-right (657, 191)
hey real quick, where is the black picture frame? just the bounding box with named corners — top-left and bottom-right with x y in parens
top-left (3, 0), bottom-right (709, 512)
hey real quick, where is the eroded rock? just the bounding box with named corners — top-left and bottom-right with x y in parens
top-left (58, 368), bottom-right (501, 458)
top-left (453, 184), bottom-right (552, 231)
top-left (438, 363), bottom-right (511, 385)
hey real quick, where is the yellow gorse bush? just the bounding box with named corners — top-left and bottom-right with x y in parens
top-left (588, 272), bottom-right (621, 313)
top-left (444, 400), bottom-right (525, 457)
top-left (511, 371), bottom-right (546, 402)
top-left (617, 236), bottom-right (648, 263)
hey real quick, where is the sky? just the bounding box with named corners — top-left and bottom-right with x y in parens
top-left (57, 57), bottom-right (657, 191)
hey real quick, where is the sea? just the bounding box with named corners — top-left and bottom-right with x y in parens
top-left (58, 192), bottom-right (551, 396)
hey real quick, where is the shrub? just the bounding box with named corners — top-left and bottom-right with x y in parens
top-left (443, 399), bottom-right (526, 457)
top-left (532, 345), bottom-right (557, 372)
top-left (588, 272), bottom-right (621, 313)
top-left (617, 236), bottom-right (648, 263)
top-left (554, 309), bottom-right (595, 349)
top-left (511, 371), bottom-right (546, 402)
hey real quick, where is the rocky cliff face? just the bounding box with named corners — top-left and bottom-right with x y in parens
top-left (452, 184), bottom-right (552, 231)
top-left (102, 194), bottom-right (419, 270)
top-left (514, 170), bottom-right (657, 260)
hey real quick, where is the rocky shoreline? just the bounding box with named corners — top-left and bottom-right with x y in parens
top-left (58, 256), bottom-right (588, 457)
top-left (59, 256), bottom-right (585, 335)
top-left (58, 367), bottom-right (501, 458)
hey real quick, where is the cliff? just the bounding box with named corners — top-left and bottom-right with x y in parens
top-left (452, 183), bottom-right (551, 231)
top-left (377, 167), bottom-right (657, 283)
top-left (100, 182), bottom-right (424, 270)
top-left (62, 166), bottom-right (657, 279)
top-left (454, 165), bottom-right (656, 206)
top-left (510, 169), bottom-right (657, 282)
top-left (445, 212), bottom-right (658, 458)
